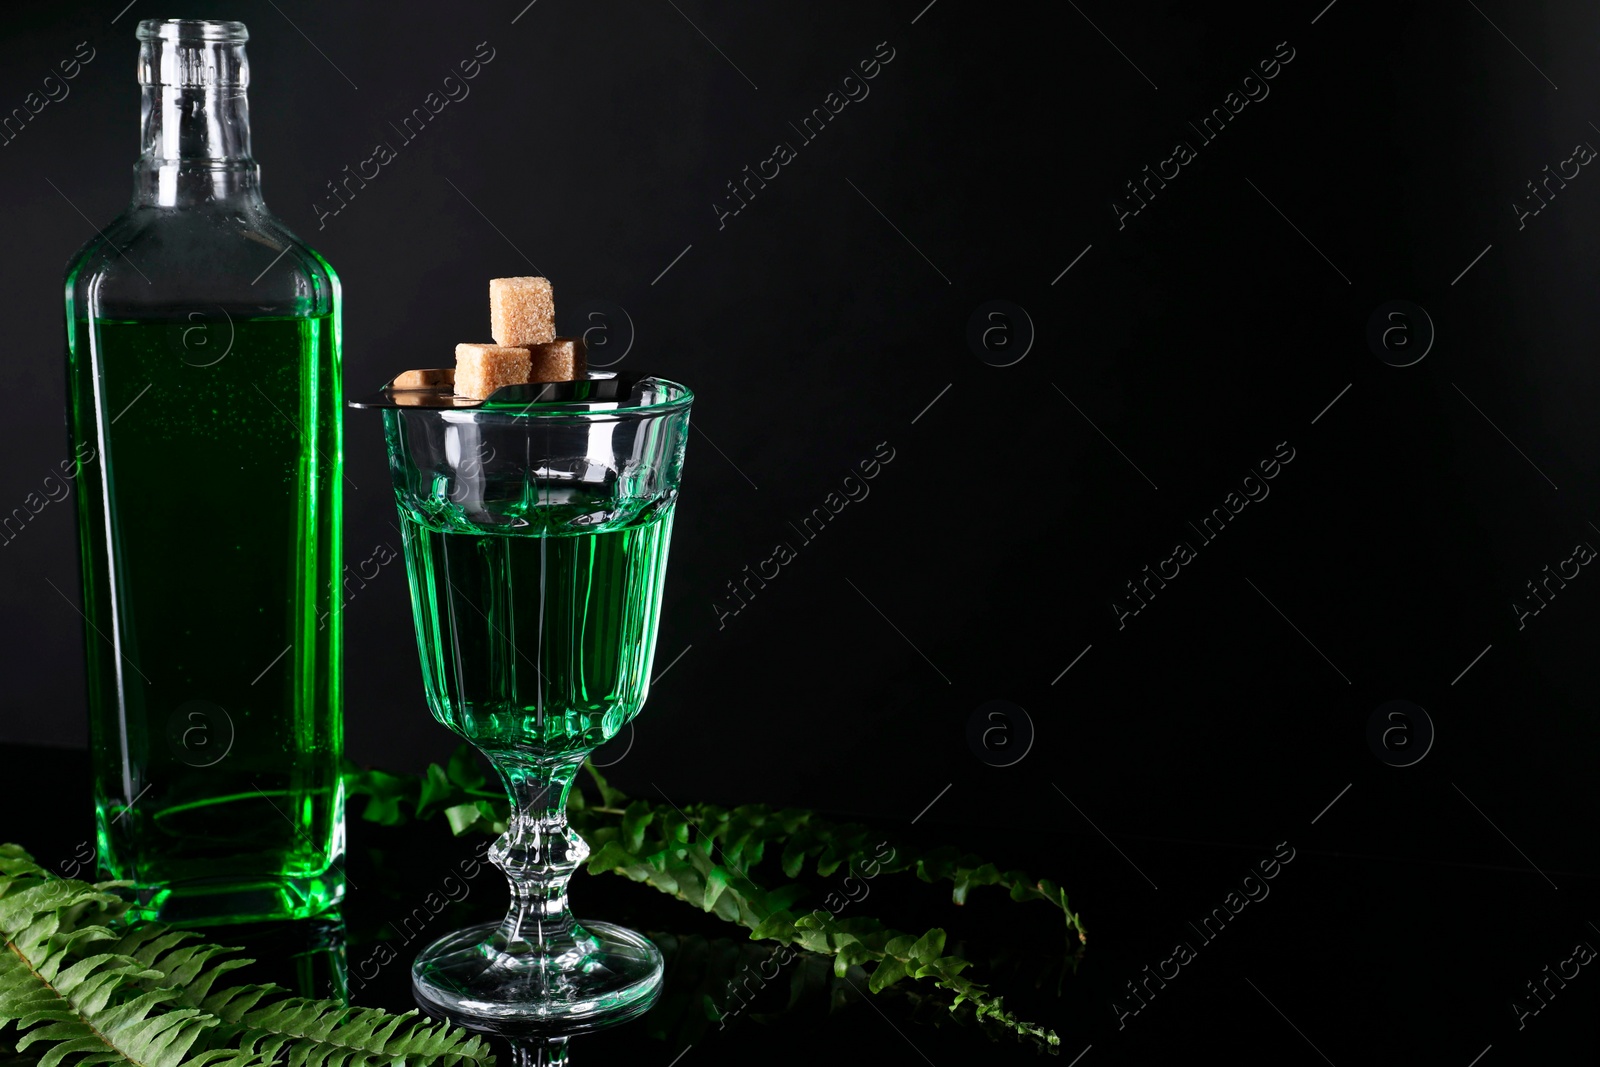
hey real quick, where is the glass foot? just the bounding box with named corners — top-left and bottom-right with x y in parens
top-left (412, 920), bottom-right (662, 1034)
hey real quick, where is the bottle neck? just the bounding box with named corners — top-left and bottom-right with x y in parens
top-left (133, 37), bottom-right (262, 208)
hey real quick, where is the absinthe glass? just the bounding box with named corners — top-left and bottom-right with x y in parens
top-left (383, 379), bottom-right (690, 1028)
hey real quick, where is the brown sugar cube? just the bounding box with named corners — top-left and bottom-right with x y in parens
top-left (526, 337), bottom-right (587, 382)
top-left (489, 276), bottom-right (555, 347)
top-left (453, 343), bottom-right (530, 400)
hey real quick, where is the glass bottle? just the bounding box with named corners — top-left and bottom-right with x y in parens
top-left (63, 18), bottom-right (343, 925)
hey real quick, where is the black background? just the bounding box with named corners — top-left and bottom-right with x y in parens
top-left (3, 0), bottom-right (1599, 1062)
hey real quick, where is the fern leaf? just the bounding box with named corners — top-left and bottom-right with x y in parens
top-left (0, 845), bottom-right (494, 1067)
top-left (354, 748), bottom-right (1079, 1047)
top-left (214, 996), bottom-right (485, 1067)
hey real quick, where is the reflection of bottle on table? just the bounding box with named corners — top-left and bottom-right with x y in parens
top-left (64, 19), bottom-right (343, 925)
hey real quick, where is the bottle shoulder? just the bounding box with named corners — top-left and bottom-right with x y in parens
top-left (65, 202), bottom-right (338, 321)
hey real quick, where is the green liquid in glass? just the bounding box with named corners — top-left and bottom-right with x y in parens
top-left (68, 315), bottom-right (343, 925)
top-left (398, 506), bottom-right (674, 755)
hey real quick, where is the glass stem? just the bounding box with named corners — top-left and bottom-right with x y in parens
top-left (485, 751), bottom-right (592, 964)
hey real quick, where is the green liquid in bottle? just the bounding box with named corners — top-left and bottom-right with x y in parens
top-left (398, 506), bottom-right (674, 755)
top-left (68, 315), bottom-right (343, 924)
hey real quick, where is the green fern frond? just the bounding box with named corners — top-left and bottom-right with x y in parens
top-left (344, 749), bottom-right (1084, 1048)
top-left (0, 845), bottom-right (494, 1067)
top-left (216, 998), bottom-right (491, 1067)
